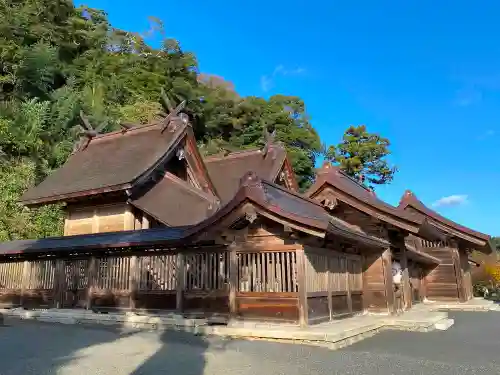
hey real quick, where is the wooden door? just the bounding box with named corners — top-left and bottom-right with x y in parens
top-left (56, 259), bottom-right (90, 309)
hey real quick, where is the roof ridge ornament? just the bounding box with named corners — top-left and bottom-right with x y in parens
top-left (72, 111), bottom-right (107, 154)
top-left (159, 88), bottom-right (188, 133)
top-left (262, 126), bottom-right (277, 158)
top-left (239, 171), bottom-right (260, 187)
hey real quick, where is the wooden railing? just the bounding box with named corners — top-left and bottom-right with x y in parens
top-left (0, 249), bottom-right (232, 313)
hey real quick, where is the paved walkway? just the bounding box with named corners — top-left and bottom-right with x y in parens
top-left (0, 305), bottom-right (452, 350)
top-left (0, 312), bottom-right (498, 375)
top-left (424, 297), bottom-right (500, 312)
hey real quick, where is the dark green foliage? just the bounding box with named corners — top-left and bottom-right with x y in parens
top-left (0, 0), bottom-right (325, 239)
top-left (491, 237), bottom-right (500, 251)
top-left (325, 125), bottom-right (397, 189)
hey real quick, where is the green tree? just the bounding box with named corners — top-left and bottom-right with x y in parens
top-left (490, 237), bottom-right (500, 251)
top-left (325, 125), bottom-right (397, 188)
top-left (0, 0), bottom-right (325, 239)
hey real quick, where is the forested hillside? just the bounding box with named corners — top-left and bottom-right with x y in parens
top-left (0, 1), bottom-right (396, 241)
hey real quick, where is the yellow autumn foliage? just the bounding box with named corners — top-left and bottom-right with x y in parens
top-left (484, 264), bottom-right (500, 284)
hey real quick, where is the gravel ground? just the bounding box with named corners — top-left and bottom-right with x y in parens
top-left (0, 312), bottom-right (499, 375)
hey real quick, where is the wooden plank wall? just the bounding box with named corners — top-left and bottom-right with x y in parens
top-left (233, 222), bottom-right (300, 323)
top-left (317, 202), bottom-right (392, 314)
top-left (0, 248), bottom-right (231, 315)
top-left (362, 249), bottom-right (392, 313)
top-left (64, 204), bottom-right (128, 236)
top-left (303, 247), bottom-right (363, 324)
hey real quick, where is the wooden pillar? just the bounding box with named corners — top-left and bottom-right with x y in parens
top-left (20, 260), bottom-right (29, 307)
top-left (400, 246), bottom-right (412, 310)
top-left (129, 256), bottom-right (138, 310)
top-left (228, 242), bottom-right (238, 319)
top-left (461, 251), bottom-right (473, 301)
top-left (134, 213), bottom-right (142, 230)
top-left (142, 215), bottom-right (150, 230)
top-left (296, 246), bottom-right (308, 327)
top-left (124, 205), bottom-right (135, 231)
top-left (327, 257), bottom-right (333, 321)
top-left (381, 248), bottom-right (395, 314)
top-left (346, 257), bottom-right (353, 313)
top-left (86, 256), bottom-right (97, 310)
top-left (449, 240), bottom-right (465, 302)
top-left (53, 259), bottom-right (65, 309)
top-left (92, 208), bottom-right (99, 233)
top-left (420, 268), bottom-right (427, 301)
top-left (175, 252), bottom-right (185, 312)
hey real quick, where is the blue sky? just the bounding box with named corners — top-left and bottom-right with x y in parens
top-left (77, 1), bottom-right (500, 236)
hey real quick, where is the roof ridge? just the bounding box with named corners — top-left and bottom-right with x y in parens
top-left (311, 163), bottom-right (423, 225)
top-left (90, 121), bottom-right (162, 144)
top-left (318, 161), bottom-right (373, 194)
top-left (204, 148), bottom-right (262, 162)
top-left (262, 179), bottom-right (324, 208)
top-left (398, 190), bottom-right (490, 240)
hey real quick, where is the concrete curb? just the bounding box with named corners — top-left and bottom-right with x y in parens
top-left (424, 298), bottom-right (500, 312)
top-left (1, 308), bottom-right (453, 350)
top-left (427, 305), bottom-right (500, 312)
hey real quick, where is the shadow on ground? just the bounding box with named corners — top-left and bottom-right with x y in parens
top-left (0, 316), bottom-right (218, 375)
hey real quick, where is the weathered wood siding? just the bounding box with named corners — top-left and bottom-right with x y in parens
top-left (64, 204), bottom-right (129, 235)
top-left (0, 261), bottom-right (24, 306)
top-left (303, 247), bottom-right (363, 324)
top-left (362, 250), bottom-right (392, 313)
top-left (459, 249), bottom-right (473, 301)
top-left (0, 247), bottom-right (230, 315)
top-left (233, 221), bottom-right (300, 323)
top-left (307, 194), bottom-right (395, 314)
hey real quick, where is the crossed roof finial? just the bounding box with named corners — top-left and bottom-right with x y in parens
top-left (262, 126), bottom-right (277, 157)
top-left (71, 111), bottom-right (107, 154)
top-left (159, 88), bottom-right (188, 133)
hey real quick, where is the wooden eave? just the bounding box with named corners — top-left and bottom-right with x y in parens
top-left (274, 153), bottom-right (299, 191)
top-left (129, 172), bottom-right (220, 227)
top-left (20, 183), bottom-right (134, 207)
top-left (183, 127), bottom-right (219, 197)
top-left (326, 217), bottom-right (390, 249)
top-left (399, 191), bottom-right (492, 253)
top-left (0, 173), bottom-right (400, 256)
top-left (185, 174), bottom-right (391, 249)
top-left (307, 180), bottom-right (443, 241)
top-left (0, 227), bottom-right (191, 256)
top-left (184, 192), bottom-right (328, 242)
top-left (405, 243), bottom-right (441, 265)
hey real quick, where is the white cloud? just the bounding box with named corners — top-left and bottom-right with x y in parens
top-left (432, 194), bottom-right (469, 208)
top-left (477, 129), bottom-right (496, 140)
top-left (454, 87), bottom-right (482, 107)
top-left (260, 75), bottom-right (273, 92)
top-left (260, 64), bottom-right (306, 92)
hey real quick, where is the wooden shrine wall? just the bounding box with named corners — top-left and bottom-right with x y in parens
top-left (64, 203), bottom-right (129, 236)
top-left (302, 246), bottom-right (363, 324)
top-left (362, 249), bottom-right (392, 313)
top-left (233, 222), bottom-right (300, 323)
top-left (0, 247), bottom-right (231, 315)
